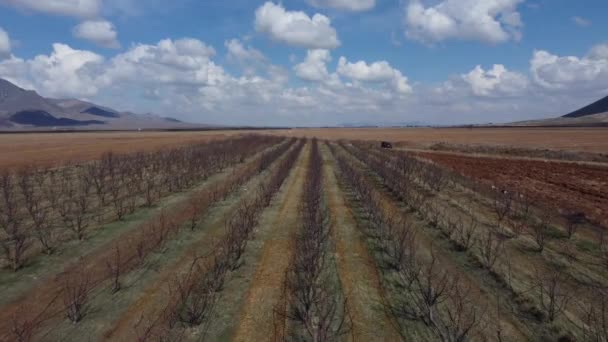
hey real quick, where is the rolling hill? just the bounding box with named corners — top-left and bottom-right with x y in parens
top-left (0, 78), bottom-right (196, 130)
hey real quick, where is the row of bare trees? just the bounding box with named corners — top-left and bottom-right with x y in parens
top-left (350, 142), bottom-right (588, 249)
top-left (279, 140), bottom-right (350, 341)
top-left (5, 138), bottom-right (297, 342)
top-left (330, 143), bottom-right (483, 341)
top-left (344, 143), bottom-right (569, 274)
top-left (339, 143), bottom-right (594, 337)
top-left (135, 140), bottom-right (306, 341)
top-left (0, 135), bottom-right (282, 271)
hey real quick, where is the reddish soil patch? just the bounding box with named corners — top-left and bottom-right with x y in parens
top-left (416, 152), bottom-right (608, 226)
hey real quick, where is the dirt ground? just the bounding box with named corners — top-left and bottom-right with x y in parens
top-left (2, 127), bottom-right (608, 169)
top-left (3, 128), bottom-right (608, 341)
top-left (271, 127), bottom-right (608, 153)
top-left (416, 151), bottom-right (608, 226)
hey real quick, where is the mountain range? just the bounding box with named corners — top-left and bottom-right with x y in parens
top-left (0, 78), bottom-right (199, 130)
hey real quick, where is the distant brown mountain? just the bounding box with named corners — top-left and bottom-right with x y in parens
top-left (0, 78), bottom-right (198, 130)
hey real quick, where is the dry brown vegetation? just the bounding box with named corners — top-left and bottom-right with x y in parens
top-left (0, 129), bottom-right (606, 341)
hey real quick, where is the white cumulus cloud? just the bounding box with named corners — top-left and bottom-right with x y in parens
top-left (405, 0), bottom-right (524, 44)
top-left (254, 2), bottom-right (340, 49)
top-left (307, 0), bottom-right (375, 12)
top-left (73, 20), bottom-right (120, 48)
top-left (0, 0), bottom-right (101, 18)
top-left (531, 45), bottom-right (608, 92)
top-left (99, 38), bottom-right (219, 88)
top-left (225, 39), bottom-right (265, 63)
top-left (462, 64), bottom-right (528, 97)
top-left (0, 43), bottom-right (104, 97)
top-left (225, 39), bottom-right (268, 75)
top-left (337, 57), bottom-right (411, 94)
top-left (294, 49), bottom-right (332, 82)
top-left (589, 43), bottom-right (608, 60)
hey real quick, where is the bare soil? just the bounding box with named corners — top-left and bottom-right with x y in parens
top-left (416, 151), bottom-right (608, 226)
top-left (270, 127), bottom-right (608, 153)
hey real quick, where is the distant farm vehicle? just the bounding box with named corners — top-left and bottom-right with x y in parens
top-left (381, 141), bottom-right (393, 149)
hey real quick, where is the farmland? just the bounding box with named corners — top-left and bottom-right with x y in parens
top-left (0, 129), bottom-right (607, 341)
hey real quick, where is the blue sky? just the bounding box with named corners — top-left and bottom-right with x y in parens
top-left (0, 0), bottom-right (607, 126)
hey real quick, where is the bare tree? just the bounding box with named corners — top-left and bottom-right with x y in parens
top-left (73, 171), bottom-right (92, 240)
top-left (534, 266), bottom-right (572, 322)
top-left (25, 189), bottom-right (54, 254)
top-left (0, 172), bottom-right (29, 271)
top-left (187, 196), bottom-right (206, 231)
top-left (531, 215), bottom-right (550, 253)
top-left (424, 202), bottom-right (444, 229)
top-left (130, 232), bottom-right (147, 266)
top-left (88, 157), bottom-right (108, 207)
top-left (10, 299), bottom-right (56, 342)
top-left (63, 270), bottom-right (91, 323)
top-left (426, 166), bottom-right (447, 193)
top-left (454, 215), bottom-right (478, 252)
top-left (171, 260), bottom-right (217, 327)
top-left (11, 310), bottom-right (36, 342)
top-left (57, 170), bottom-right (91, 241)
top-left (601, 242), bottom-right (608, 270)
top-left (582, 287), bottom-right (608, 341)
top-left (511, 193), bottom-right (531, 237)
top-left (494, 294), bottom-right (504, 342)
top-left (477, 230), bottom-right (504, 271)
top-left (124, 170), bottom-right (139, 215)
top-left (134, 312), bottom-right (184, 342)
top-left (433, 283), bottom-right (484, 342)
top-left (106, 244), bottom-right (122, 294)
top-left (412, 251), bottom-right (458, 327)
top-left (563, 211), bottom-right (585, 240)
top-left (493, 188), bottom-right (513, 236)
top-left (143, 168), bottom-right (158, 207)
top-left (108, 163), bottom-right (127, 221)
top-left (386, 217), bottom-right (417, 274)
